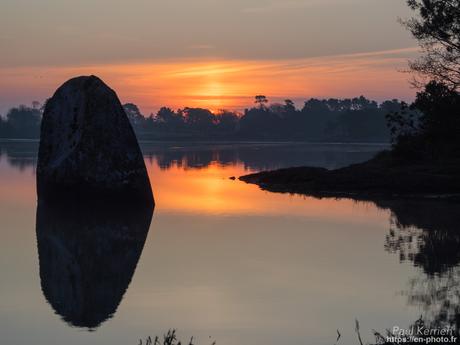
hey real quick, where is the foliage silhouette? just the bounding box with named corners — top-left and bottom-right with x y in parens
top-left (404, 0), bottom-right (460, 90)
top-left (0, 105), bottom-right (41, 138)
top-left (1, 96), bottom-right (403, 142)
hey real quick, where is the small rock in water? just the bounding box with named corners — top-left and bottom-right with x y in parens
top-left (37, 75), bottom-right (154, 204)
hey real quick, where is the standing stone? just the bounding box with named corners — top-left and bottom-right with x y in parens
top-left (37, 75), bottom-right (154, 204)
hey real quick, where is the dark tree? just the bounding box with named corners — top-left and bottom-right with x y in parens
top-left (0, 116), bottom-right (7, 137)
top-left (268, 103), bottom-right (285, 117)
top-left (215, 110), bottom-right (239, 133)
top-left (350, 96), bottom-right (378, 110)
top-left (388, 81), bottom-right (460, 160)
top-left (302, 98), bottom-right (329, 113)
top-left (284, 99), bottom-right (296, 112)
top-left (6, 105), bottom-right (41, 138)
top-left (380, 99), bottom-right (405, 113)
top-left (254, 95), bottom-right (268, 109)
top-left (156, 107), bottom-right (184, 129)
top-left (413, 81), bottom-right (460, 153)
top-left (183, 107), bottom-right (215, 132)
top-left (156, 107), bottom-right (175, 123)
top-left (385, 102), bottom-right (418, 143)
top-left (300, 99), bottom-right (335, 140)
top-left (383, 0), bottom-right (460, 161)
top-left (123, 103), bottom-right (145, 126)
top-left (404, 0), bottom-right (460, 89)
top-left (239, 103), bottom-right (282, 139)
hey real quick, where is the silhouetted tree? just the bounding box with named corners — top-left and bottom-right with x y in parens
top-left (6, 105), bottom-right (41, 138)
top-left (215, 110), bottom-right (239, 133)
top-left (183, 107), bottom-right (215, 132)
top-left (335, 107), bottom-right (390, 141)
top-left (413, 81), bottom-right (460, 155)
top-left (284, 99), bottom-right (296, 113)
top-left (123, 103), bottom-right (145, 127)
top-left (350, 96), bottom-right (378, 110)
top-left (302, 98), bottom-right (329, 113)
top-left (155, 107), bottom-right (184, 131)
top-left (156, 107), bottom-right (175, 123)
top-left (300, 99), bottom-right (336, 140)
top-left (388, 81), bottom-right (460, 160)
top-left (386, 102), bottom-right (419, 143)
top-left (381, 99), bottom-right (405, 113)
top-left (282, 99), bottom-right (298, 125)
top-left (0, 116), bottom-right (7, 137)
top-left (254, 95), bottom-right (268, 109)
top-left (268, 103), bottom-right (285, 117)
top-left (384, 0), bottom-right (460, 162)
top-left (404, 0), bottom-right (460, 90)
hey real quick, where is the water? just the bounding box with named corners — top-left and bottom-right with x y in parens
top-left (0, 140), bottom-right (458, 345)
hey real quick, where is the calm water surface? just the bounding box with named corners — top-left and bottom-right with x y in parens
top-left (0, 140), bottom-right (458, 345)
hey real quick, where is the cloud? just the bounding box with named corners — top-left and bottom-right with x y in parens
top-left (0, 47), bottom-right (418, 115)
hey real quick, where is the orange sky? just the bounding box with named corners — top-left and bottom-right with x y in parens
top-left (0, 47), bottom-right (418, 115)
top-left (1, 0), bottom-right (419, 115)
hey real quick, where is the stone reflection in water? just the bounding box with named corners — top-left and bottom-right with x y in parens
top-left (36, 200), bottom-right (153, 329)
top-left (381, 199), bottom-right (460, 329)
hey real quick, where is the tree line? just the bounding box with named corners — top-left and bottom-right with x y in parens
top-left (126, 95), bottom-right (405, 141)
top-left (0, 104), bottom-right (42, 139)
top-left (0, 96), bottom-right (407, 142)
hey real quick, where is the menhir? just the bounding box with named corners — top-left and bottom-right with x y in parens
top-left (37, 75), bottom-right (154, 204)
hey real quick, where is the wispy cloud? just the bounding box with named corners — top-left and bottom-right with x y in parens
top-left (0, 47), bottom-right (418, 115)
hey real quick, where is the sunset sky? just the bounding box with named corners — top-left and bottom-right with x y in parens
top-left (1, 0), bottom-right (418, 115)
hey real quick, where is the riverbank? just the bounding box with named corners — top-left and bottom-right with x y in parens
top-left (239, 151), bottom-right (460, 200)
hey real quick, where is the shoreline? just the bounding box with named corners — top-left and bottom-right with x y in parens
top-left (0, 137), bottom-right (391, 146)
top-left (239, 154), bottom-right (460, 201)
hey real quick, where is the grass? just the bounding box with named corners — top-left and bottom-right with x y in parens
top-left (138, 330), bottom-right (216, 345)
top-left (138, 320), bottom-right (458, 345)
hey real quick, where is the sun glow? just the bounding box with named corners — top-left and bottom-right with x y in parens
top-left (0, 48), bottom-right (418, 115)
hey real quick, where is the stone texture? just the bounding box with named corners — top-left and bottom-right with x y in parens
top-left (37, 75), bottom-right (153, 204)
